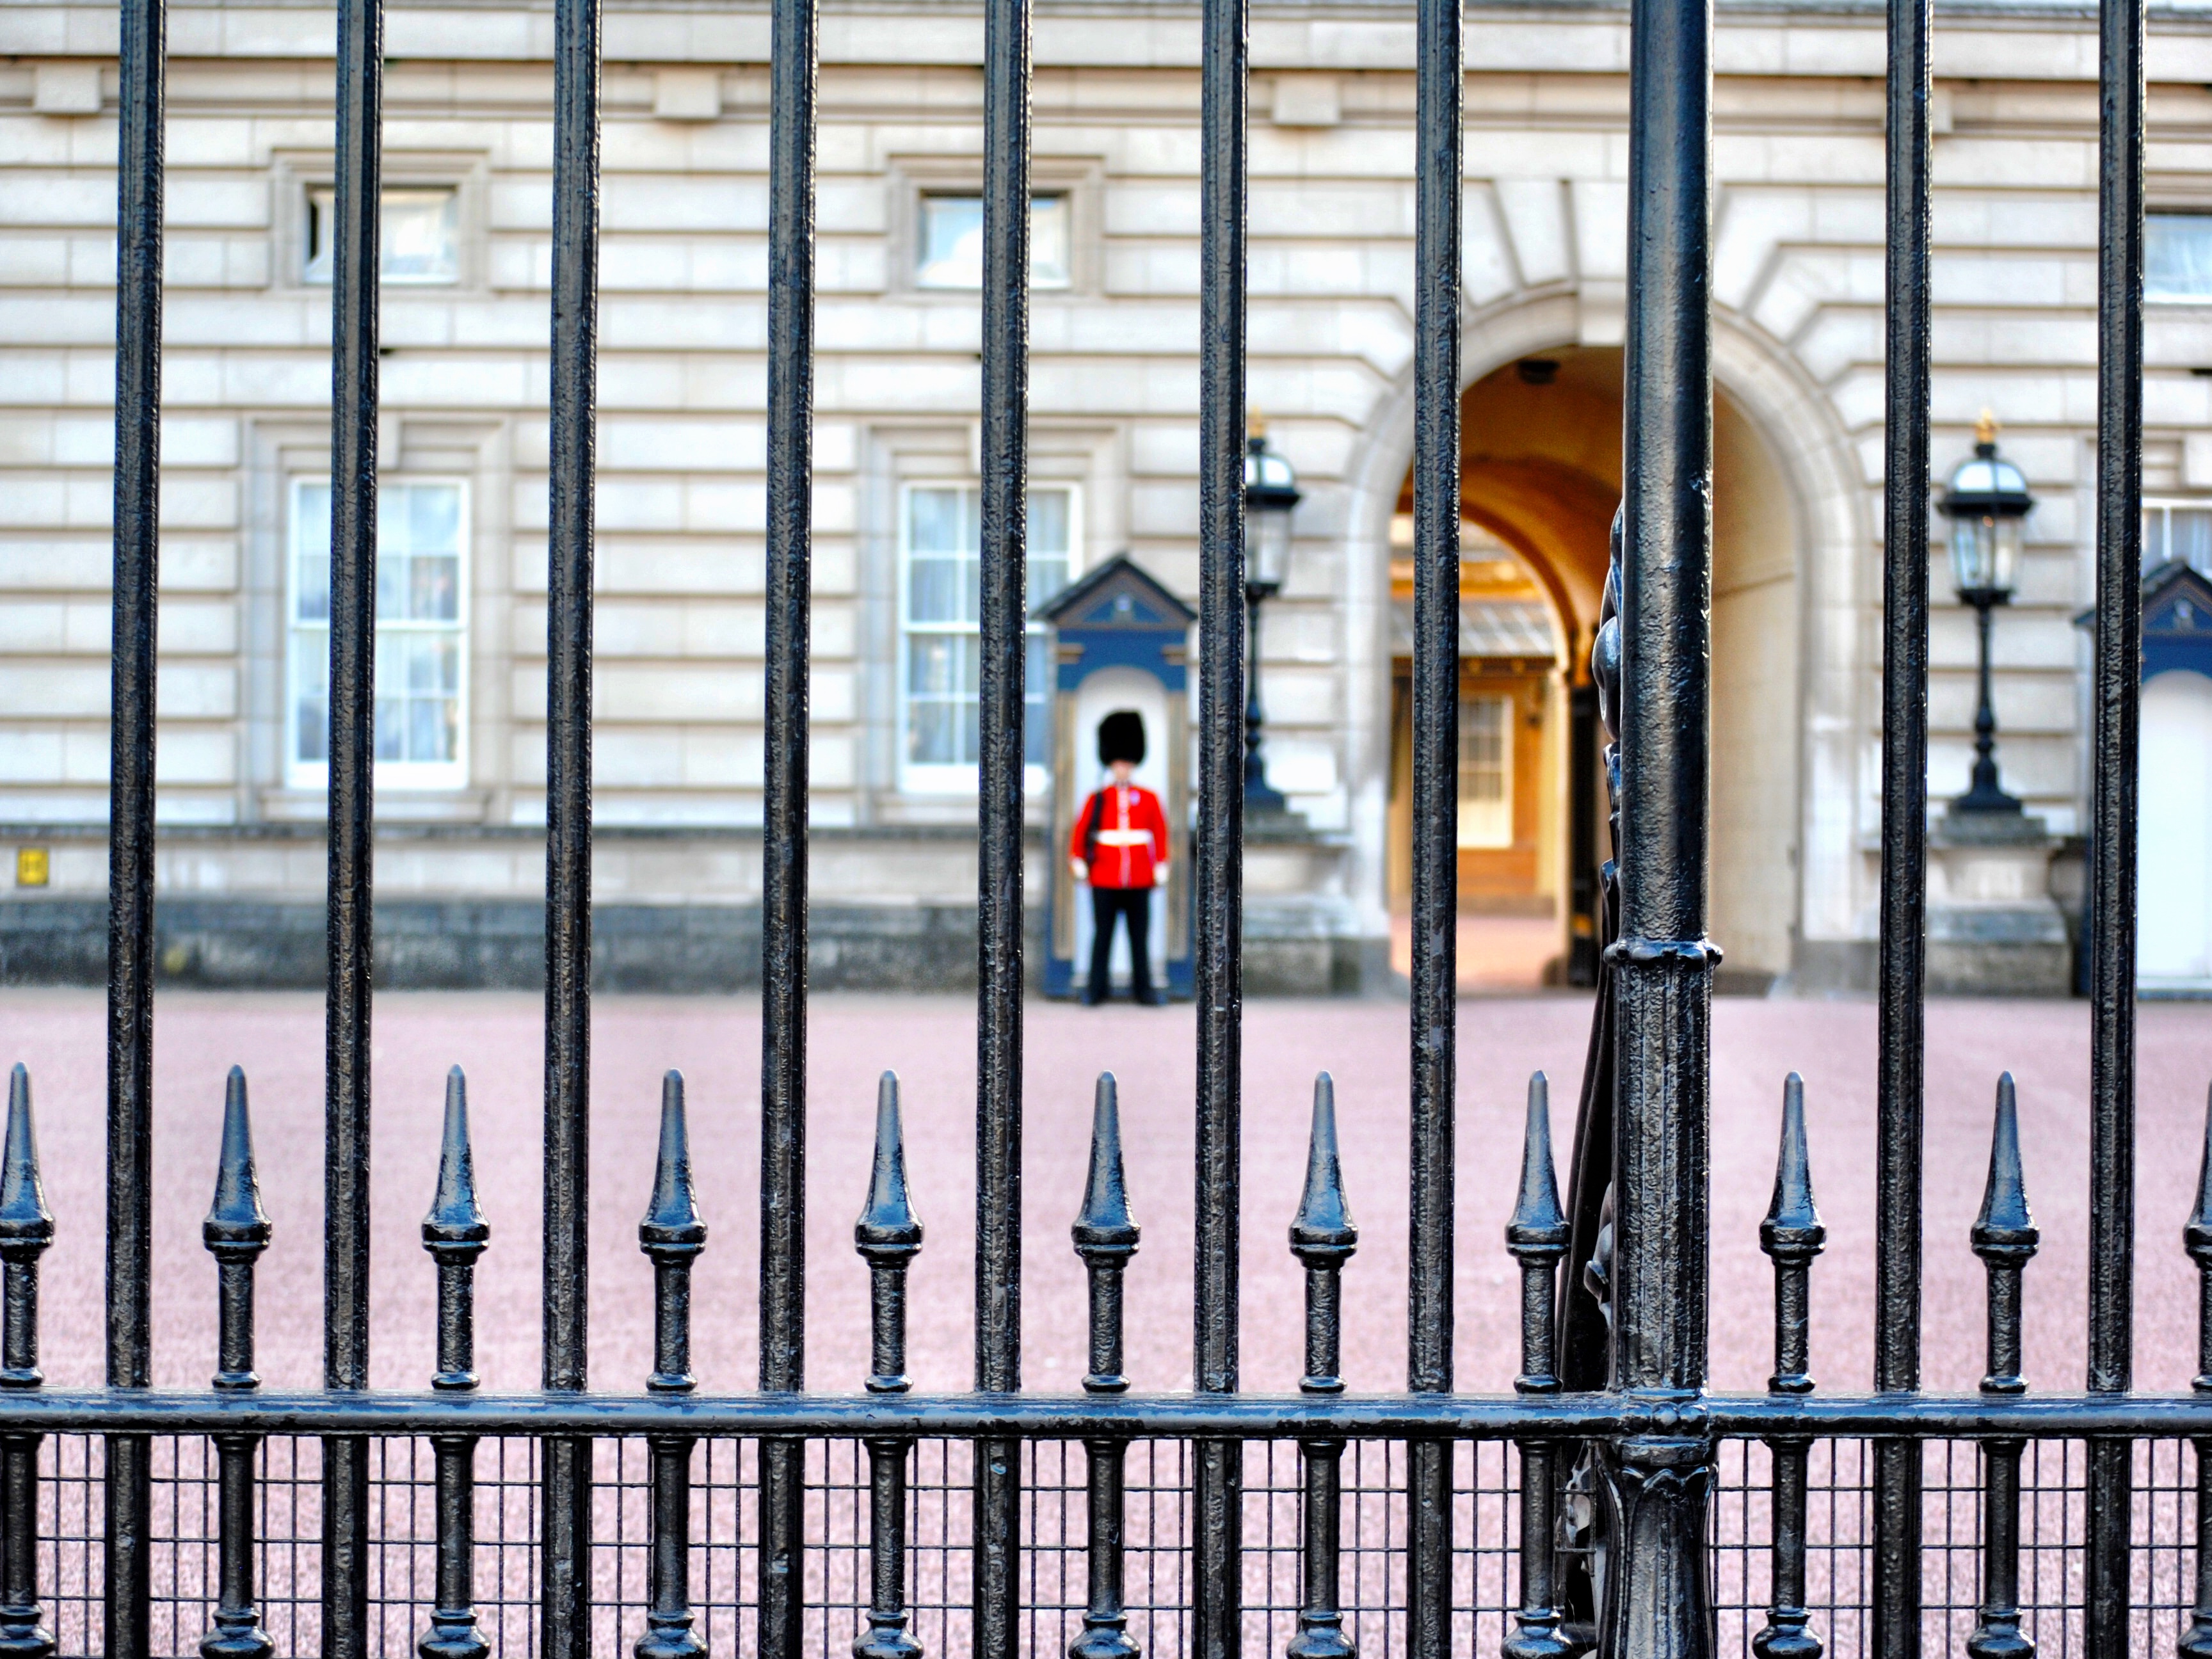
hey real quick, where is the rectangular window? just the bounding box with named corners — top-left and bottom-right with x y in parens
top-left (288, 478), bottom-right (470, 790)
top-left (916, 194), bottom-right (1071, 289)
top-left (305, 187), bottom-right (461, 285)
top-left (899, 483), bottom-right (1078, 792)
top-left (2146, 501), bottom-right (2212, 573)
top-left (1457, 694), bottom-right (1514, 849)
top-left (2148, 214), bottom-right (2212, 303)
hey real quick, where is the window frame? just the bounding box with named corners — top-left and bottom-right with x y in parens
top-left (895, 479), bottom-right (1082, 796)
top-left (301, 184), bottom-right (464, 287)
top-left (913, 191), bottom-right (1074, 291)
top-left (2145, 499), bottom-right (2212, 575)
top-left (1456, 692), bottom-right (1515, 850)
top-left (2147, 211), bottom-right (2212, 305)
top-left (285, 474), bottom-right (473, 794)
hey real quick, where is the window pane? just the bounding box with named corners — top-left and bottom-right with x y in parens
top-left (908, 558), bottom-right (970, 626)
top-left (294, 478), bottom-right (465, 780)
top-left (1460, 699), bottom-right (1506, 801)
top-left (1030, 195), bottom-right (1071, 287)
top-left (409, 482), bottom-right (461, 553)
top-left (907, 634), bottom-right (967, 700)
top-left (1028, 488), bottom-right (1071, 605)
top-left (305, 187), bottom-right (460, 285)
top-left (295, 485), bottom-right (332, 621)
top-left (2150, 215), bottom-right (2212, 301)
top-left (1025, 632), bottom-right (1052, 768)
top-left (305, 189), bottom-right (335, 283)
top-left (918, 196), bottom-right (985, 288)
top-left (917, 193), bottom-right (1072, 288)
top-left (383, 189), bottom-right (460, 283)
top-left (2176, 509), bottom-right (2212, 573)
top-left (1458, 694), bottom-right (1514, 849)
top-left (2148, 507), bottom-right (2169, 567)
top-left (293, 641), bottom-right (328, 764)
top-left (908, 487), bottom-right (967, 554)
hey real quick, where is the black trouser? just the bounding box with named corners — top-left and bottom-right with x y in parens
top-left (1087, 886), bottom-right (1154, 1002)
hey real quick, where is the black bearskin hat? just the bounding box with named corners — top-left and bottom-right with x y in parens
top-left (1097, 710), bottom-right (1146, 766)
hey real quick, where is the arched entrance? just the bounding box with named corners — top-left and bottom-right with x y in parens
top-left (1384, 345), bottom-right (1803, 990)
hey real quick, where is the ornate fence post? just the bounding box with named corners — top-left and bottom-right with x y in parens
top-left (0, 1067), bottom-right (54, 1659)
top-left (1288, 1073), bottom-right (1355, 1659)
top-left (421, 1068), bottom-right (490, 1659)
top-left (640, 1072), bottom-right (709, 1659)
top-left (1754, 1075), bottom-right (1823, 1659)
top-left (855, 1073), bottom-right (921, 1659)
top-left (1070, 1074), bottom-right (1138, 1659)
top-left (1504, 1074), bottom-right (1569, 1659)
top-left (1966, 1077), bottom-right (2037, 1659)
top-left (201, 1068), bottom-right (273, 1659)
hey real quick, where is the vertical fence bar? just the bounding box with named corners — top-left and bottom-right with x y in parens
top-left (974, 0), bottom-right (1032, 1631)
top-left (1756, 1075), bottom-right (1824, 1659)
top-left (2086, 0), bottom-right (2144, 1631)
top-left (421, 1069), bottom-right (490, 1659)
top-left (323, 0), bottom-right (381, 1633)
top-left (1071, 1075), bottom-right (1138, 1659)
top-left (1608, 0), bottom-right (1716, 1624)
top-left (1194, 0), bottom-right (1246, 1624)
top-left (1875, 0), bottom-right (1932, 1616)
top-left (1407, 0), bottom-right (1461, 1636)
top-left (1503, 1075), bottom-right (1567, 1659)
top-left (2180, 1087), bottom-right (2212, 1659)
top-left (1289, 1075), bottom-right (1356, 1659)
top-left (856, 1074), bottom-right (921, 1659)
top-left (0, 1068), bottom-right (54, 1659)
top-left (758, 0), bottom-right (815, 1624)
top-left (106, 0), bottom-right (163, 1630)
top-left (543, 0), bottom-right (602, 1635)
top-left (203, 1070), bottom-right (273, 1659)
top-left (640, 1074), bottom-right (707, 1659)
top-left (1967, 1076), bottom-right (2037, 1659)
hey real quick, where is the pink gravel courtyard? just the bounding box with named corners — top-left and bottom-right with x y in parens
top-left (1, 987), bottom-right (2209, 1405)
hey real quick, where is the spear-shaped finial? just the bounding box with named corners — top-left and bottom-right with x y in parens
top-left (854, 1071), bottom-right (920, 1260)
top-left (1290, 1073), bottom-right (1356, 1261)
top-left (1073, 1073), bottom-right (1138, 1255)
top-left (1505, 1072), bottom-right (1567, 1258)
top-left (0, 1064), bottom-right (53, 1261)
top-left (642, 1071), bottom-right (708, 1256)
top-left (1973, 1073), bottom-right (2038, 1263)
top-left (424, 1066), bottom-right (490, 1258)
top-left (204, 1066), bottom-right (271, 1258)
top-left (1760, 1073), bottom-right (1825, 1265)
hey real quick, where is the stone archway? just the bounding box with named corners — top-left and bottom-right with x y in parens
top-left (1347, 319), bottom-right (1839, 989)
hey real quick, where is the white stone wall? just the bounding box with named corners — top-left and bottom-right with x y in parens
top-left (3, 0), bottom-right (2209, 971)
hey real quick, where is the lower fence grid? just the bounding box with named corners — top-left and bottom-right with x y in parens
top-left (19, 1434), bottom-right (2203, 1656)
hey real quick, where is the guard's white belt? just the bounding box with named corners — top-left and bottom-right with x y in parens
top-left (1094, 829), bottom-right (1153, 847)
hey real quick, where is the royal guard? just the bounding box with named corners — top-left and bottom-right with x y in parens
top-left (1070, 710), bottom-right (1170, 1006)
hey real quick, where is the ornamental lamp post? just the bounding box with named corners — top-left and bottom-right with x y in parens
top-left (1939, 410), bottom-right (2035, 817)
top-left (1242, 417), bottom-right (1301, 813)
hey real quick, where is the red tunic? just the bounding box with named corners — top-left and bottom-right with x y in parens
top-left (1070, 784), bottom-right (1170, 890)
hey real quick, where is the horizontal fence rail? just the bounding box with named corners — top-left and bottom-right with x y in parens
top-left (56, 0), bottom-right (2161, 1633)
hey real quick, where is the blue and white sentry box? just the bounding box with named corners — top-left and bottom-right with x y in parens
top-left (1036, 555), bottom-right (1197, 1002)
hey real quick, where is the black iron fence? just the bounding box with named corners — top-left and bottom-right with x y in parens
top-left (17, 0), bottom-right (2178, 1643)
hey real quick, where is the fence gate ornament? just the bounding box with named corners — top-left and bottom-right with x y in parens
top-left (1, 0), bottom-right (2163, 1640)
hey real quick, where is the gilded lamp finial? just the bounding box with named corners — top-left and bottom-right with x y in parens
top-left (1247, 408), bottom-right (1267, 441)
top-left (1975, 408), bottom-right (2000, 449)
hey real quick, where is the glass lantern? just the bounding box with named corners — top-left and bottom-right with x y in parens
top-left (1940, 416), bottom-right (2033, 602)
top-left (1243, 430), bottom-right (1301, 593)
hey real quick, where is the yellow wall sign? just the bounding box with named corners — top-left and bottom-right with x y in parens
top-left (14, 847), bottom-right (48, 888)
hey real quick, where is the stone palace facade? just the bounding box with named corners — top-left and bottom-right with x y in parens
top-left (4, 0), bottom-right (2212, 994)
